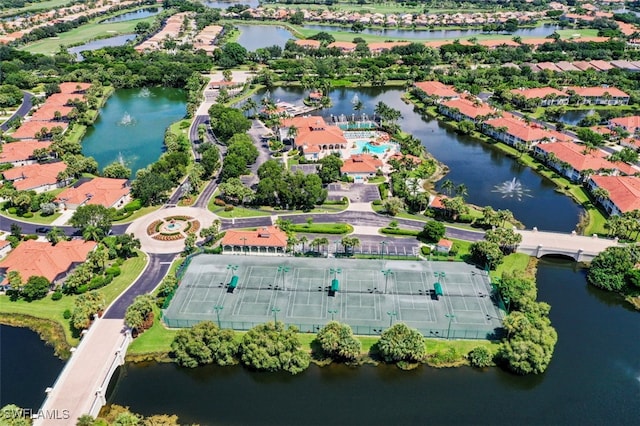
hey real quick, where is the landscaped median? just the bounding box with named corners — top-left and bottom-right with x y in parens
top-left (0, 251), bottom-right (147, 358)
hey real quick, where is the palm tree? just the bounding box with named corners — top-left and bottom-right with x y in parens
top-left (245, 98), bottom-right (258, 117)
top-left (592, 187), bottom-right (610, 202)
top-left (440, 179), bottom-right (454, 196)
top-left (299, 236), bottom-right (308, 254)
top-left (455, 183), bottom-right (468, 200)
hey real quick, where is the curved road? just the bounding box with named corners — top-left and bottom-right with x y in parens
top-left (0, 91), bottom-right (33, 132)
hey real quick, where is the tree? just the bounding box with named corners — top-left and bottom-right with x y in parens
top-left (124, 294), bottom-right (155, 334)
top-left (496, 271), bottom-right (537, 312)
top-left (382, 197), bottom-right (404, 216)
top-left (587, 246), bottom-right (636, 292)
top-left (421, 221), bottom-right (445, 243)
top-left (377, 323), bottom-right (425, 364)
top-left (114, 233), bottom-right (141, 258)
top-left (219, 177), bottom-right (253, 205)
top-left (316, 321), bottom-right (361, 362)
top-left (484, 227), bottom-right (522, 253)
top-left (131, 168), bottom-right (172, 206)
top-left (0, 405), bottom-right (30, 426)
top-left (70, 204), bottom-right (113, 237)
top-left (199, 143), bottom-right (220, 177)
top-left (200, 220), bottom-right (221, 245)
top-left (340, 236), bottom-right (360, 256)
top-left (468, 346), bottom-right (493, 368)
top-left (457, 119), bottom-right (475, 135)
top-left (440, 179), bottom-right (454, 196)
top-left (20, 275), bottom-right (50, 301)
top-left (238, 322), bottom-right (309, 374)
top-left (318, 154), bottom-right (343, 184)
top-left (208, 104), bottom-right (251, 143)
top-left (46, 226), bottom-right (66, 245)
top-left (171, 321), bottom-right (238, 368)
top-left (470, 240), bottom-right (504, 270)
top-left (102, 161), bottom-right (131, 179)
top-left (71, 291), bottom-right (105, 331)
top-left (217, 42), bottom-right (247, 68)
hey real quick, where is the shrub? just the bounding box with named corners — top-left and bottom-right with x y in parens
top-left (468, 346), bottom-right (493, 368)
top-left (105, 266), bottom-right (121, 277)
top-left (214, 198), bottom-right (226, 206)
top-left (421, 246), bottom-right (431, 256)
top-left (76, 284), bottom-right (88, 294)
top-left (21, 212), bottom-right (33, 218)
top-left (180, 121), bottom-right (191, 129)
top-left (88, 276), bottom-right (107, 290)
top-left (51, 291), bottom-right (63, 301)
top-left (381, 227), bottom-right (420, 236)
top-left (457, 214), bottom-right (473, 223)
top-left (171, 321), bottom-right (239, 367)
top-left (378, 183), bottom-right (389, 199)
top-left (7, 207), bottom-right (16, 214)
top-left (372, 199), bottom-right (382, 205)
top-left (63, 309), bottom-right (72, 319)
top-left (316, 321), bottom-right (361, 362)
top-left (224, 205), bottom-right (234, 212)
top-left (239, 322), bottom-right (309, 374)
top-left (377, 323), bottom-right (425, 364)
top-left (23, 234), bottom-right (38, 240)
top-left (124, 199), bottom-right (142, 212)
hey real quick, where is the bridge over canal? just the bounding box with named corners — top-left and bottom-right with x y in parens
top-left (516, 229), bottom-right (620, 262)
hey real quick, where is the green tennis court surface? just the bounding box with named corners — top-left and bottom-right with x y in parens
top-left (162, 254), bottom-right (504, 340)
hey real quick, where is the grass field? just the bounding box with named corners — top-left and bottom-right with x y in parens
top-left (0, 209), bottom-right (62, 225)
top-left (19, 18), bottom-right (152, 56)
top-left (556, 28), bottom-right (600, 40)
top-left (261, 2), bottom-right (491, 14)
top-left (0, 0), bottom-right (70, 17)
top-left (0, 251), bottom-right (147, 354)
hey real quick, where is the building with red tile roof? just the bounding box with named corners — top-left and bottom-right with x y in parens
top-left (55, 178), bottom-right (131, 209)
top-left (11, 121), bottom-right (68, 140)
top-left (58, 82), bottom-right (91, 94)
top-left (510, 87), bottom-right (569, 106)
top-left (483, 113), bottom-right (559, 148)
top-left (536, 62), bottom-right (562, 72)
top-left (340, 154), bottom-right (383, 181)
top-left (388, 152), bottom-right (422, 165)
top-left (565, 86), bottom-right (629, 105)
top-left (588, 60), bottom-right (614, 71)
top-left (327, 41), bottom-right (356, 52)
top-left (30, 103), bottom-right (74, 121)
top-left (572, 61), bottom-right (596, 71)
top-left (533, 142), bottom-right (636, 182)
top-left (478, 39), bottom-right (520, 48)
top-left (45, 93), bottom-right (86, 106)
top-left (435, 238), bottom-right (454, 253)
top-left (0, 240), bottom-right (11, 259)
top-left (2, 161), bottom-right (67, 192)
top-left (438, 98), bottom-right (498, 122)
top-left (588, 175), bottom-right (640, 216)
top-left (221, 226), bottom-right (287, 254)
top-left (608, 116), bottom-right (640, 134)
top-left (294, 39), bottom-right (321, 49)
top-left (0, 141), bottom-right (51, 166)
top-left (368, 41), bottom-right (410, 53)
top-left (280, 116), bottom-right (347, 160)
top-left (0, 239), bottom-right (97, 286)
top-left (620, 137), bottom-right (640, 150)
top-left (412, 81), bottom-right (458, 100)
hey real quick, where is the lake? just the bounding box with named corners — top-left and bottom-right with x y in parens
top-left (236, 24), bottom-right (294, 51)
top-left (302, 23), bottom-right (561, 40)
top-left (81, 88), bottom-right (187, 176)
top-left (250, 86), bottom-right (582, 232)
top-left (68, 34), bottom-right (136, 60)
top-left (104, 259), bottom-right (640, 425)
top-left (100, 8), bottom-right (162, 24)
top-left (203, 0), bottom-right (260, 8)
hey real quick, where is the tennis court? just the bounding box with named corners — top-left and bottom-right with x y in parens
top-left (163, 254), bottom-right (504, 340)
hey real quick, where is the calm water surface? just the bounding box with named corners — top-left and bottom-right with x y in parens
top-left (105, 259), bottom-right (640, 425)
top-left (302, 23), bottom-right (561, 40)
top-left (68, 34), bottom-right (136, 60)
top-left (81, 88), bottom-right (186, 175)
top-left (251, 86), bottom-right (582, 231)
top-left (0, 325), bottom-right (64, 409)
top-left (236, 24), bottom-right (293, 50)
top-left (203, 0), bottom-right (260, 8)
top-left (100, 8), bottom-right (162, 23)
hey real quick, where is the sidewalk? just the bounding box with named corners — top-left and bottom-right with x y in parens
top-left (51, 209), bottom-right (74, 226)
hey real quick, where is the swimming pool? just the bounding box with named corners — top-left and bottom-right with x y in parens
top-left (353, 139), bottom-right (392, 155)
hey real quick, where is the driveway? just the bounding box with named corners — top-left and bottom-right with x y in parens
top-left (327, 183), bottom-right (380, 203)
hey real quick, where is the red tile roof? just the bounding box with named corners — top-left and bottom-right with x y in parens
top-left (537, 142), bottom-right (636, 175)
top-left (0, 141), bottom-right (51, 164)
top-left (388, 153), bottom-right (422, 164)
top-left (58, 82), bottom-right (91, 94)
top-left (588, 60), bottom-right (614, 71)
top-left (55, 178), bottom-right (129, 208)
top-left (511, 87), bottom-right (569, 99)
top-left (441, 98), bottom-right (496, 119)
top-left (0, 239), bottom-right (97, 284)
top-left (11, 121), bottom-right (68, 140)
top-left (413, 81), bottom-right (458, 98)
top-left (590, 175), bottom-right (640, 213)
top-left (30, 104), bottom-right (74, 121)
top-left (478, 39), bottom-right (520, 47)
top-left (565, 86), bottom-right (629, 98)
top-left (327, 41), bottom-right (356, 51)
top-left (45, 93), bottom-right (86, 106)
top-left (340, 154), bottom-right (383, 174)
top-left (2, 162), bottom-right (67, 191)
top-left (281, 116), bottom-right (347, 149)
top-left (436, 238), bottom-right (453, 248)
top-left (368, 41), bottom-right (410, 52)
top-left (572, 61), bottom-right (596, 71)
top-left (294, 39), bottom-right (321, 48)
top-left (609, 116), bottom-right (640, 132)
top-left (222, 226), bottom-right (287, 248)
top-left (484, 114), bottom-right (554, 142)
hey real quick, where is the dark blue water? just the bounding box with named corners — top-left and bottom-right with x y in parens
top-left (302, 23), bottom-right (561, 40)
top-left (101, 8), bottom-right (161, 24)
top-left (0, 325), bottom-right (64, 409)
top-left (105, 259), bottom-right (640, 425)
top-left (236, 24), bottom-right (293, 50)
top-left (251, 87), bottom-right (582, 232)
top-left (558, 109), bottom-right (594, 125)
top-left (68, 34), bottom-right (136, 60)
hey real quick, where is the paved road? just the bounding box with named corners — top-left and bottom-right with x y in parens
top-left (245, 119), bottom-right (273, 187)
top-left (0, 91), bottom-right (33, 132)
top-left (103, 252), bottom-right (176, 319)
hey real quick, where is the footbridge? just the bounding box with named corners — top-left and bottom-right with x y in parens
top-left (516, 229), bottom-right (620, 262)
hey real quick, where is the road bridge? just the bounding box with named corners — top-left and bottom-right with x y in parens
top-left (516, 229), bottom-right (619, 262)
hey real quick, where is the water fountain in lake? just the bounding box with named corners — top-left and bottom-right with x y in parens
top-left (118, 112), bottom-right (135, 126)
top-left (138, 87), bottom-right (151, 98)
top-left (492, 177), bottom-right (532, 201)
top-left (351, 94), bottom-right (359, 104)
top-left (117, 152), bottom-right (126, 166)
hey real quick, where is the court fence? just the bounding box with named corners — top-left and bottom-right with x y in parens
top-left (160, 317), bottom-right (504, 340)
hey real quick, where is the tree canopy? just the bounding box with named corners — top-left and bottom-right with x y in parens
top-left (377, 323), bottom-right (425, 364)
top-left (238, 322), bottom-right (310, 374)
top-left (316, 321), bottom-right (361, 362)
top-left (171, 321), bottom-right (238, 368)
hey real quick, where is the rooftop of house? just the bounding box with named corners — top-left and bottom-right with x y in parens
top-left (437, 238), bottom-right (454, 248)
top-left (510, 87), bottom-right (568, 99)
top-left (413, 80), bottom-right (458, 98)
top-left (340, 154), bottom-right (383, 174)
top-left (221, 226), bottom-right (288, 248)
top-left (2, 161), bottom-right (67, 191)
top-left (294, 39), bottom-right (321, 48)
top-left (484, 114), bottom-right (554, 142)
top-left (11, 120), bottom-right (68, 140)
top-left (590, 175), bottom-right (640, 213)
top-left (58, 82), bottom-right (91, 94)
top-left (565, 86), bottom-right (629, 98)
top-left (609, 116), bottom-right (640, 130)
top-left (441, 98), bottom-right (496, 119)
top-left (0, 239), bottom-right (97, 284)
top-left (0, 141), bottom-right (51, 164)
top-left (281, 116), bottom-right (347, 148)
top-left (30, 104), bottom-right (73, 121)
top-left (55, 177), bottom-right (129, 207)
top-left (536, 142), bottom-right (637, 175)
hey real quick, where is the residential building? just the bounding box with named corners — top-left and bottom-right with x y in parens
top-left (483, 113), bottom-right (557, 148)
top-left (221, 226), bottom-right (287, 255)
top-left (0, 141), bottom-right (51, 166)
top-left (2, 161), bottom-right (68, 192)
top-left (587, 175), bottom-right (640, 216)
top-left (280, 116), bottom-right (348, 160)
top-left (564, 86), bottom-right (630, 105)
top-left (327, 41), bottom-right (356, 53)
top-left (438, 98), bottom-right (498, 122)
top-left (55, 177), bottom-right (131, 209)
top-left (608, 116), bottom-right (640, 134)
top-left (533, 142), bottom-right (636, 182)
top-left (435, 238), bottom-right (454, 253)
top-left (510, 87), bottom-right (569, 106)
top-left (0, 240), bottom-right (11, 259)
top-left (11, 121), bottom-right (68, 140)
top-left (340, 154), bottom-right (383, 182)
top-left (0, 240), bottom-right (97, 287)
top-left (412, 81), bottom-right (458, 101)
top-left (294, 39), bottom-right (321, 49)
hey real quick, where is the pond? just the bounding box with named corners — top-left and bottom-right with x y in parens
top-left (100, 7), bottom-right (162, 24)
top-left (235, 24), bottom-right (294, 51)
top-left (249, 86), bottom-right (582, 232)
top-left (104, 258), bottom-right (640, 425)
top-left (0, 325), bottom-right (64, 409)
top-left (68, 34), bottom-right (136, 61)
top-left (81, 88), bottom-right (187, 176)
top-left (302, 23), bottom-right (561, 40)
top-left (558, 109), bottom-right (595, 126)
top-left (203, 0), bottom-right (260, 8)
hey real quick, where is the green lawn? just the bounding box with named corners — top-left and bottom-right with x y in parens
top-left (0, 0), bottom-right (69, 16)
top-left (1, 209), bottom-right (62, 225)
top-left (556, 28), bottom-right (600, 40)
top-left (493, 253), bottom-right (532, 279)
top-left (20, 18), bottom-right (153, 55)
top-left (112, 205), bottom-right (162, 224)
top-left (289, 223), bottom-right (353, 234)
top-left (0, 251), bottom-right (147, 350)
top-left (210, 205), bottom-right (273, 218)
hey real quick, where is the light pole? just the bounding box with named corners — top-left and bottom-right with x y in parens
top-left (330, 267), bottom-right (341, 278)
top-left (379, 240), bottom-right (387, 259)
top-left (240, 237), bottom-right (248, 255)
top-left (213, 305), bottom-right (223, 328)
top-left (328, 309), bottom-right (338, 321)
top-left (271, 307), bottom-right (281, 323)
top-left (227, 264), bottom-right (238, 273)
top-left (277, 265), bottom-right (289, 289)
top-left (445, 313), bottom-right (455, 340)
top-left (381, 269), bottom-right (393, 294)
top-left (387, 311), bottom-right (397, 327)
top-left (333, 239), bottom-right (341, 256)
